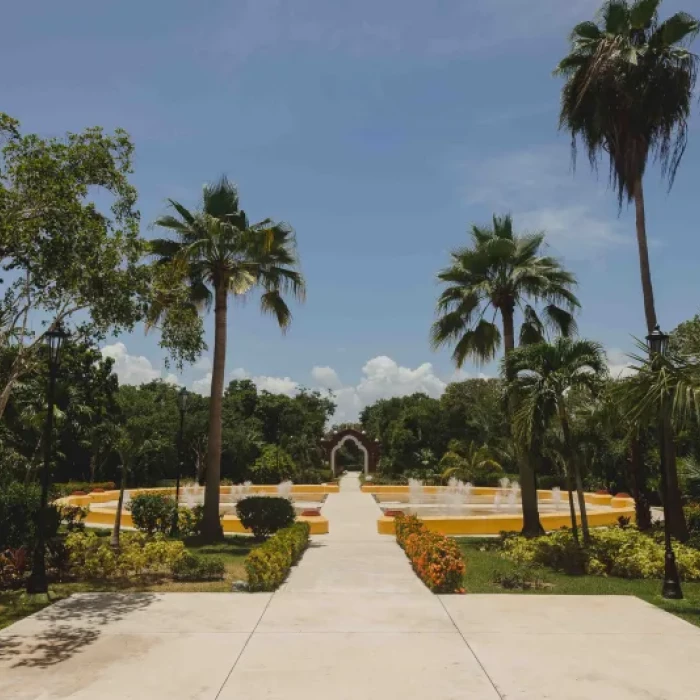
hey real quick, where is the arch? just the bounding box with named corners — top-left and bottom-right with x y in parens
top-left (321, 428), bottom-right (380, 477)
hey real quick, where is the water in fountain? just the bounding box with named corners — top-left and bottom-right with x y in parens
top-left (277, 480), bottom-right (293, 500)
top-left (182, 483), bottom-right (200, 508)
top-left (494, 492), bottom-right (502, 511)
top-left (551, 486), bottom-right (562, 511)
top-left (243, 481), bottom-right (252, 496)
top-left (408, 478), bottom-right (424, 505)
top-left (507, 481), bottom-right (520, 512)
top-left (499, 476), bottom-right (510, 492)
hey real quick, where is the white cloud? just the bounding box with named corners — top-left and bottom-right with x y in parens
top-left (606, 348), bottom-right (637, 379)
top-left (311, 366), bottom-right (343, 390)
top-left (101, 343), bottom-right (177, 386)
top-left (461, 146), bottom-right (628, 260)
top-left (189, 354), bottom-right (486, 421)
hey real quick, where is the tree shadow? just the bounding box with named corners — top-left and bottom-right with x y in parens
top-left (0, 593), bottom-right (156, 668)
top-left (0, 626), bottom-right (100, 668)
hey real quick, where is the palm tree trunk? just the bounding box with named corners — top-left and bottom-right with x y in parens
top-left (559, 407), bottom-right (590, 545)
top-left (628, 435), bottom-right (652, 531)
top-left (633, 178), bottom-right (657, 335)
top-left (201, 282), bottom-right (227, 542)
top-left (110, 462), bottom-right (127, 549)
top-left (633, 179), bottom-right (687, 540)
top-left (503, 307), bottom-right (542, 537)
top-left (663, 412), bottom-right (689, 542)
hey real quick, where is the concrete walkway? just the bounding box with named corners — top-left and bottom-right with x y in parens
top-left (2, 473), bottom-right (700, 699)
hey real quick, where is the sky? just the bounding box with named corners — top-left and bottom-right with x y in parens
top-left (4, 0), bottom-right (700, 422)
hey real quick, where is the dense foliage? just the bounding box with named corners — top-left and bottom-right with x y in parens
top-left (171, 552), bottom-right (226, 581)
top-left (244, 522), bottom-right (310, 591)
top-left (128, 493), bottom-right (178, 536)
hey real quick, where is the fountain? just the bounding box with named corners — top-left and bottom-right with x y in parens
top-left (493, 492), bottom-right (502, 511)
top-left (551, 486), bottom-right (562, 511)
top-left (499, 476), bottom-right (510, 492)
top-left (277, 480), bottom-right (293, 500)
top-left (182, 483), bottom-right (200, 508)
top-left (507, 481), bottom-right (520, 512)
top-left (408, 478), bottom-right (425, 505)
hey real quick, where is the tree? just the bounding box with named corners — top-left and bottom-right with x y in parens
top-left (440, 442), bottom-right (503, 484)
top-left (151, 177), bottom-right (305, 541)
top-left (0, 114), bottom-right (146, 419)
top-left (507, 338), bottom-right (607, 545)
top-left (431, 214), bottom-right (580, 536)
top-left (556, 0), bottom-right (698, 334)
top-left (615, 341), bottom-right (700, 540)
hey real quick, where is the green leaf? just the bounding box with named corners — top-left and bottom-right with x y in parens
top-left (630, 0), bottom-right (660, 30)
top-left (571, 21), bottom-right (602, 40)
top-left (658, 12), bottom-right (700, 47)
top-left (602, 0), bottom-right (630, 34)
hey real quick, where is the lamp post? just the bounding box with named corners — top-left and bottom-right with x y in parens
top-left (646, 324), bottom-right (683, 600)
top-left (27, 322), bottom-right (69, 594)
top-left (172, 387), bottom-right (188, 536)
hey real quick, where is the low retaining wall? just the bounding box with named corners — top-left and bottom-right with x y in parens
top-left (59, 486), bottom-right (331, 536)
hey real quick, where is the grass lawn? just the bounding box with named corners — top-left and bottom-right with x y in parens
top-left (459, 539), bottom-right (700, 628)
top-left (0, 533), bottom-right (256, 631)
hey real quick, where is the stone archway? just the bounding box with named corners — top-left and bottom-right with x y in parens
top-left (322, 428), bottom-right (380, 477)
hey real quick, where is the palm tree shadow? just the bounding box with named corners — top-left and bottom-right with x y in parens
top-left (0, 593), bottom-right (157, 668)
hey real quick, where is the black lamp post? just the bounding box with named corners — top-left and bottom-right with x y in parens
top-left (646, 324), bottom-right (683, 600)
top-left (27, 322), bottom-right (69, 594)
top-left (172, 387), bottom-right (189, 536)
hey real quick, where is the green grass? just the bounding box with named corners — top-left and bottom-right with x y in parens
top-left (0, 532), bottom-right (256, 631)
top-left (459, 539), bottom-right (700, 628)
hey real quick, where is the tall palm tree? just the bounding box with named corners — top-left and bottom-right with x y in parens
top-left (151, 177), bottom-right (305, 542)
top-left (440, 441), bottom-right (502, 484)
top-left (556, 0), bottom-right (698, 333)
top-left (506, 338), bottom-right (608, 546)
top-left (431, 214), bottom-right (580, 536)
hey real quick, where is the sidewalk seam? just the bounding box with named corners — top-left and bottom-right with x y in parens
top-left (437, 596), bottom-right (504, 700)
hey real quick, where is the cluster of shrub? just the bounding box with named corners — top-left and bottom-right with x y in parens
top-left (501, 519), bottom-right (700, 581)
top-left (394, 514), bottom-right (465, 593)
top-left (245, 522), bottom-right (310, 591)
top-left (52, 481), bottom-right (117, 497)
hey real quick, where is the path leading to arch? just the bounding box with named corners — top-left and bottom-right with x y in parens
top-left (2, 473), bottom-right (700, 699)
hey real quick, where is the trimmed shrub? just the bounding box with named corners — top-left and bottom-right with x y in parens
top-left (129, 493), bottom-right (177, 536)
top-left (245, 522), bottom-right (310, 591)
top-left (171, 553), bottom-right (226, 581)
top-left (395, 515), bottom-right (466, 593)
top-left (502, 527), bottom-right (700, 581)
top-left (65, 531), bottom-right (185, 579)
top-left (58, 504), bottom-right (88, 531)
top-left (236, 496), bottom-right (295, 540)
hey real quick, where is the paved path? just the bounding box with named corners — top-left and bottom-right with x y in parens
top-left (2, 473), bottom-right (700, 699)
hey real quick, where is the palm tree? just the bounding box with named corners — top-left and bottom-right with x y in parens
top-left (431, 214), bottom-right (580, 536)
top-left (614, 340), bottom-right (700, 540)
top-left (151, 177), bottom-right (305, 542)
top-left (506, 338), bottom-right (608, 546)
top-left (440, 442), bottom-right (502, 484)
top-left (556, 0), bottom-right (698, 333)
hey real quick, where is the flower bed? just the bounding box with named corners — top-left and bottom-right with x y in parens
top-left (244, 522), bottom-right (310, 591)
top-left (395, 514), bottom-right (465, 593)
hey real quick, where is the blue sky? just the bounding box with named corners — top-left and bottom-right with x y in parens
top-left (4, 0), bottom-right (700, 421)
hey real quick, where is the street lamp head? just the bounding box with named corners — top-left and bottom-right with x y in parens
top-left (178, 386), bottom-right (189, 412)
top-left (646, 324), bottom-right (670, 357)
top-left (46, 322), bottom-right (69, 367)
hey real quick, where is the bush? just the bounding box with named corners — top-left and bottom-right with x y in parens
top-left (171, 553), bottom-right (226, 581)
top-left (394, 515), bottom-right (466, 593)
top-left (65, 531), bottom-right (185, 579)
top-left (0, 546), bottom-right (29, 589)
top-left (245, 522), bottom-right (310, 591)
top-left (248, 445), bottom-right (297, 484)
top-left (236, 496), bottom-right (295, 540)
top-left (52, 481), bottom-right (116, 498)
top-left (537, 475), bottom-right (568, 490)
top-left (129, 493), bottom-right (177, 536)
top-left (502, 527), bottom-right (700, 581)
top-left (178, 505), bottom-right (205, 538)
top-left (295, 468), bottom-right (334, 484)
top-left (58, 505), bottom-right (88, 531)
top-left (0, 482), bottom-right (40, 549)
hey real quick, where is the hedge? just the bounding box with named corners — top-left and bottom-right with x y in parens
top-left (171, 553), bottom-right (226, 581)
top-left (236, 496), bottom-right (295, 540)
top-left (395, 514), bottom-right (465, 593)
top-left (53, 482), bottom-right (116, 498)
top-left (244, 522), bottom-right (310, 591)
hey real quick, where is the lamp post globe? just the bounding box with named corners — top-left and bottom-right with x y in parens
top-left (27, 322), bottom-right (69, 594)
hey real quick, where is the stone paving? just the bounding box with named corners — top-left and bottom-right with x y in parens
top-left (2, 473), bottom-right (699, 699)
